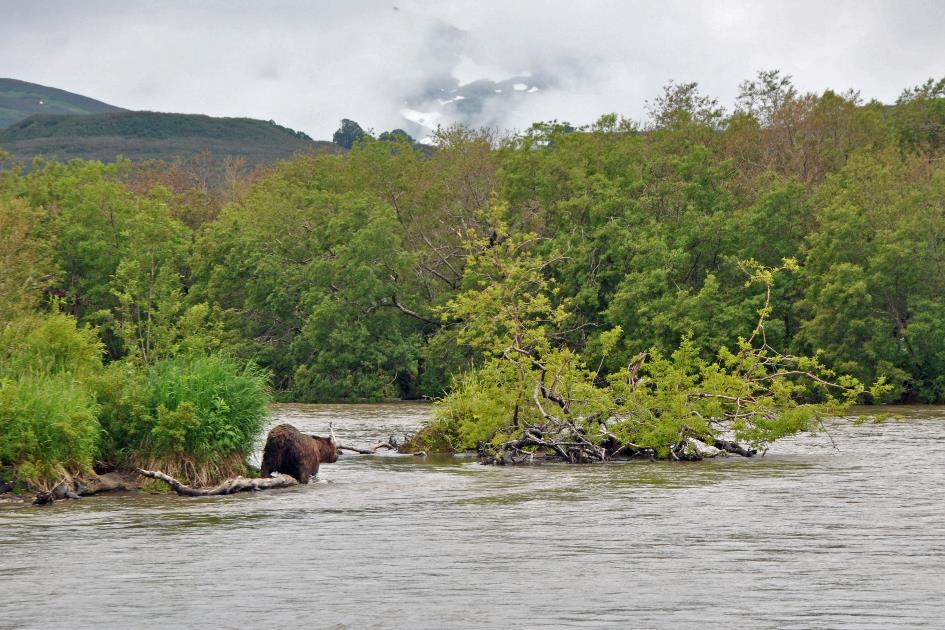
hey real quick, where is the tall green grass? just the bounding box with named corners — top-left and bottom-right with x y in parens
top-left (0, 313), bottom-right (104, 488)
top-left (0, 375), bottom-right (100, 487)
top-left (133, 354), bottom-right (270, 483)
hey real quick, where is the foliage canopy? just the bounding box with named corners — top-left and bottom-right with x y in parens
top-left (3, 71), bottom-right (945, 479)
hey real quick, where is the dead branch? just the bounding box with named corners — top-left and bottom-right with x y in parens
top-left (336, 441), bottom-right (398, 455)
top-left (336, 444), bottom-right (376, 455)
top-left (485, 416), bottom-right (760, 465)
top-left (137, 469), bottom-right (298, 496)
top-left (711, 438), bottom-right (757, 457)
top-left (532, 383), bottom-right (560, 423)
top-left (539, 380), bottom-right (572, 414)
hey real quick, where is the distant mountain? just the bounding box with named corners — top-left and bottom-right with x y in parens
top-left (0, 78), bottom-right (126, 129)
top-left (0, 79), bottom-right (336, 168)
top-left (0, 110), bottom-right (335, 168)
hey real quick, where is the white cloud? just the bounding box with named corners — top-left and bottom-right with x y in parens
top-left (401, 107), bottom-right (442, 130)
top-left (0, 0), bottom-right (943, 139)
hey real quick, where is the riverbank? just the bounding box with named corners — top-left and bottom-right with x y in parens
top-left (3, 403), bottom-right (945, 627)
top-left (5, 401), bottom-right (942, 506)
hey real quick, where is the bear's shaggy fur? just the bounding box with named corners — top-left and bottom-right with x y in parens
top-left (260, 424), bottom-right (338, 484)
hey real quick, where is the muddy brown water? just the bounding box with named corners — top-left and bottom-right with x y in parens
top-left (2, 403), bottom-right (945, 629)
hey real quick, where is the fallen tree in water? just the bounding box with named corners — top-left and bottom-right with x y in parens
top-left (335, 429), bottom-right (427, 457)
top-left (137, 469), bottom-right (298, 495)
top-left (336, 440), bottom-right (398, 455)
top-left (418, 258), bottom-right (888, 464)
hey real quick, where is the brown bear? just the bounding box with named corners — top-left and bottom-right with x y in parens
top-left (260, 423), bottom-right (339, 484)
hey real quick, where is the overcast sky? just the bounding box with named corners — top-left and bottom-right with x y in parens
top-left (2, 0), bottom-right (944, 139)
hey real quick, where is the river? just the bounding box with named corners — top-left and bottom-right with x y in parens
top-left (2, 403), bottom-right (944, 629)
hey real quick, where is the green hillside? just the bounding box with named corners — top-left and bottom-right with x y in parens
top-left (0, 111), bottom-right (335, 167)
top-left (0, 78), bottom-right (126, 128)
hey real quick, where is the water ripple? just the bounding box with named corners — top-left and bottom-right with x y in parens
top-left (2, 403), bottom-right (945, 628)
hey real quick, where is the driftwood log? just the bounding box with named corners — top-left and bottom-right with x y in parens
top-left (32, 472), bottom-right (141, 504)
top-left (137, 469), bottom-right (298, 496)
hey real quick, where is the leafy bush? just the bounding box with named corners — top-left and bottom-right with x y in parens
top-left (0, 376), bottom-right (100, 487)
top-left (132, 354), bottom-right (270, 483)
top-left (88, 361), bottom-right (150, 468)
top-left (0, 312), bottom-right (104, 379)
top-left (0, 313), bottom-right (269, 486)
top-left (0, 313), bottom-right (104, 487)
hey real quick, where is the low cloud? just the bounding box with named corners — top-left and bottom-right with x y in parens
top-left (1, 0), bottom-right (943, 139)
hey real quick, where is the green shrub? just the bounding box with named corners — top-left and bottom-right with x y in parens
top-left (0, 312), bottom-right (104, 379)
top-left (75, 353), bottom-right (271, 485)
top-left (135, 353), bottom-right (270, 483)
top-left (0, 313), bottom-right (104, 487)
top-left (87, 361), bottom-right (150, 468)
top-left (0, 375), bottom-right (100, 487)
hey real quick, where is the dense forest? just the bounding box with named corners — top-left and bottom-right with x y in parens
top-left (2, 71), bottom-right (945, 486)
